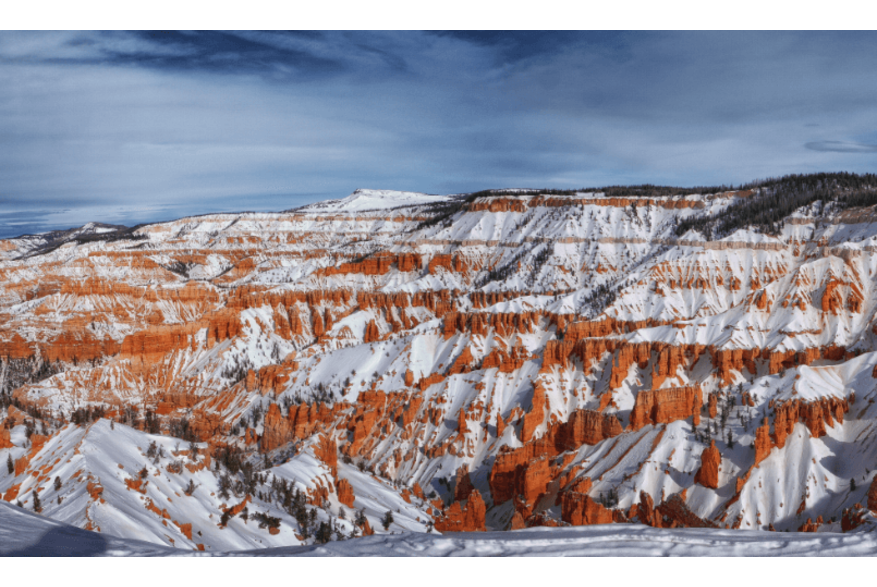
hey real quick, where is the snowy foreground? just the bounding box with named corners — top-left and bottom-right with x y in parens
top-left (3, 502), bottom-right (877, 556)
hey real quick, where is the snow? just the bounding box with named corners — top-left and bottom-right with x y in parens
top-left (3, 502), bottom-right (877, 556)
top-left (298, 189), bottom-right (454, 213)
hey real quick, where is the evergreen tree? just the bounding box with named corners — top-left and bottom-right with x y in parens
top-left (6, 453), bottom-right (12, 475)
top-left (381, 509), bottom-right (394, 531)
top-left (315, 521), bottom-right (333, 544)
top-left (54, 476), bottom-right (61, 491)
top-left (851, 478), bottom-right (857, 491)
top-left (355, 508), bottom-right (367, 527)
top-left (32, 491), bottom-right (41, 513)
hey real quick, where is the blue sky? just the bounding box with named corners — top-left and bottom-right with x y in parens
top-left (1, 31), bottom-right (876, 238)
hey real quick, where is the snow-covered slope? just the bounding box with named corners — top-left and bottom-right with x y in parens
top-left (296, 189), bottom-right (454, 213)
top-left (4, 502), bottom-right (877, 556)
top-left (4, 175), bottom-right (877, 552)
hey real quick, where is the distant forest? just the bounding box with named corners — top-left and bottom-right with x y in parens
top-left (425, 172), bottom-right (877, 241)
top-left (674, 172), bottom-right (877, 239)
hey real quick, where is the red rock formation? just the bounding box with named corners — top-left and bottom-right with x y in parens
top-left (428, 254), bottom-right (467, 275)
top-left (842, 505), bottom-right (867, 532)
top-left (262, 401), bottom-right (339, 452)
top-left (317, 252), bottom-right (422, 277)
top-left (457, 408), bottom-right (468, 436)
top-left (466, 198), bottom-right (527, 213)
top-left (0, 427), bottom-right (11, 449)
top-left (490, 450), bottom-right (552, 506)
top-left (694, 440), bottom-right (720, 489)
top-left (798, 517), bottom-right (820, 532)
top-left (434, 490), bottom-right (486, 532)
top-left (772, 396), bottom-right (850, 447)
top-left (509, 511), bottom-right (527, 530)
top-left (313, 434), bottom-right (338, 477)
top-left (454, 465), bottom-right (475, 502)
top-left (555, 409), bottom-right (622, 450)
top-left (561, 491), bottom-right (614, 526)
top-left (630, 491), bottom-right (661, 528)
top-left (364, 320), bottom-right (380, 343)
top-left (448, 347), bottom-right (475, 375)
top-left (755, 417), bottom-right (772, 465)
top-left (710, 348), bottom-right (759, 386)
top-left (629, 386), bottom-right (702, 430)
top-left (495, 412), bottom-right (506, 437)
top-left (521, 384), bottom-right (546, 443)
top-left (655, 494), bottom-right (719, 529)
top-left (260, 403), bottom-right (291, 453)
top-left (337, 478), bottom-right (355, 508)
top-left (822, 280), bottom-right (844, 315)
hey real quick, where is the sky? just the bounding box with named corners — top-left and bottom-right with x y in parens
top-left (1, 30), bottom-right (876, 238)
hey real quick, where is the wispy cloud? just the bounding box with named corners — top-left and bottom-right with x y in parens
top-left (1, 31), bottom-right (876, 239)
top-left (805, 141), bottom-right (877, 153)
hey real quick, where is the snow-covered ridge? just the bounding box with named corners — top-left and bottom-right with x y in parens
top-left (3, 503), bottom-right (876, 557)
top-left (296, 189), bottom-right (454, 213)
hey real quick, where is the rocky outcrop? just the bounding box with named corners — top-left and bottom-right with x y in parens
top-left (561, 491), bottom-right (614, 526)
top-left (454, 465), bottom-right (475, 502)
top-left (261, 401), bottom-right (339, 452)
top-left (521, 384), bottom-right (546, 443)
top-left (694, 440), bottom-right (720, 489)
top-left (772, 396), bottom-right (850, 447)
top-left (629, 386), bottom-right (701, 430)
top-left (428, 254), bottom-right (467, 275)
top-left (337, 478), bottom-right (355, 508)
top-left (364, 320), bottom-right (380, 343)
top-left (755, 417), bottom-right (772, 466)
top-left (434, 490), bottom-right (486, 532)
top-left (313, 434), bottom-right (338, 477)
top-left (490, 447), bottom-right (553, 506)
top-left (555, 409), bottom-right (622, 450)
top-left (317, 252), bottom-right (422, 276)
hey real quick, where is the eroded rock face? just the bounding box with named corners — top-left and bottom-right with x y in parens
top-left (454, 465), bottom-right (475, 502)
top-left (337, 478), bottom-right (355, 508)
top-left (772, 397), bottom-right (850, 447)
top-left (694, 440), bottom-right (720, 489)
top-left (755, 418), bottom-right (772, 466)
top-left (629, 386), bottom-right (702, 430)
top-left (313, 434), bottom-right (338, 477)
top-left (6, 184), bottom-right (877, 546)
top-left (434, 490), bottom-right (486, 532)
top-left (555, 409), bottom-right (622, 450)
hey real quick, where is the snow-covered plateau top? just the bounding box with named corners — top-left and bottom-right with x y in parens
top-left (298, 189), bottom-right (454, 213)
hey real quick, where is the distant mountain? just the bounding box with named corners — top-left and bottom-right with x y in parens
top-left (292, 188), bottom-right (456, 213)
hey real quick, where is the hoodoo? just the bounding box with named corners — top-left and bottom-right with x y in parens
top-left (4, 172), bottom-right (877, 550)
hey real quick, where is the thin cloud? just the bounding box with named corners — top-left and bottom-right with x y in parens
top-left (805, 141), bottom-right (877, 153)
top-left (1, 31), bottom-right (877, 239)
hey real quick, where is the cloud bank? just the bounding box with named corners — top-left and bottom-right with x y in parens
top-left (1, 31), bottom-right (876, 238)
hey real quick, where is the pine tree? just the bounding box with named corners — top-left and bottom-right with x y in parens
top-left (381, 509), bottom-right (394, 531)
top-left (54, 476), bottom-right (61, 491)
top-left (33, 491), bottom-right (42, 513)
top-left (6, 453), bottom-right (12, 475)
top-left (851, 478), bottom-right (857, 491)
